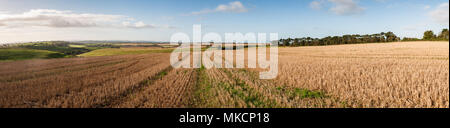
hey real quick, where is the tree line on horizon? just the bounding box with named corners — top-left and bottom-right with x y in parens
top-left (279, 29), bottom-right (449, 47)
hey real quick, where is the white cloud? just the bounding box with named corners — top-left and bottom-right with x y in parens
top-left (424, 5), bottom-right (431, 10)
top-left (190, 1), bottom-right (248, 15)
top-left (310, 1), bottom-right (325, 10)
top-left (0, 11), bottom-right (9, 14)
top-left (328, 0), bottom-right (365, 15)
top-left (216, 1), bottom-right (248, 13)
top-left (310, 0), bottom-right (365, 16)
top-left (428, 3), bottom-right (449, 25)
top-left (0, 9), bottom-right (172, 29)
top-left (122, 21), bottom-right (174, 29)
top-left (123, 21), bottom-right (148, 29)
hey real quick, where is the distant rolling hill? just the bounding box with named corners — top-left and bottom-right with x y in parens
top-left (0, 48), bottom-right (66, 61)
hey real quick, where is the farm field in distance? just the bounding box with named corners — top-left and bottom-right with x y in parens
top-left (0, 48), bottom-right (66, 61)
top-left (0, 41), bottom-right (448, 108)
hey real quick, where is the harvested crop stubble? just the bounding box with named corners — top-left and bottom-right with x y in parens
top-left (274, 41), bottom-right (449, 108)
top-left (227, 68), bottom-right (343, 108)
top-left (0, 58), bottom-right (127, 82)
top-left (0, 53), bottom-right (171, 108)
top-left (192, 47), bottom-right (343, 108)
top-left (115, 68), bottom-right (197, 108)
top-left (0, 55), bottom-right (120, 76)
top-left (0, 41), bottom-right (447, 108)
top-left (193, 68), bottom-right (240, 108)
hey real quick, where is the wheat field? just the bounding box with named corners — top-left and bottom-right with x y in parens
top-left (0, 41), bottom-right (448, 108)
top-left (274, 41), bottom-right (449, 108)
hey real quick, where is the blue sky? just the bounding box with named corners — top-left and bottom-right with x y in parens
top-left (0, 0), bottom-right (448, 42)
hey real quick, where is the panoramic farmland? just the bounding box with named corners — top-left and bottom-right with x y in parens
top-left (0, 41), bottom-right (447, 108)
top-left (2, 1), bottom-right (450, 127)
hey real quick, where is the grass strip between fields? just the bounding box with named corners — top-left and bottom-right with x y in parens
top-left (191, 65), bottom-right (279, 108)
top-left (221, 68), bottom-right (279, 108)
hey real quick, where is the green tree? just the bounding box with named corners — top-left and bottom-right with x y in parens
top-left (293, 38), bottom-right (300, 46)
top-left (282, 38), bottom-right (291, 46)
top-left (438, 29), bottom-right (449, 40)
top-left (385, 32), bottom-right (398, 42)
top-left (423, 30), bottom-right (436, 40)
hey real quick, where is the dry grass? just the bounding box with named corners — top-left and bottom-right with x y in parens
top-left (114, 68), bottom-right (197, 108)
top-left (0, 53), bottom-right (171, 108)
top-left (193, 68), bottom-right (342, 108)
top-left (191, 48), bottom-right (341, 108)
top-left (274, 41), bottom-right (449, 108)
top-left (0, 41), bottom-right (447, 108)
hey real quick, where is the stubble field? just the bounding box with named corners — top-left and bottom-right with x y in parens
top-left (0, 41), bottom-right (448, 108)
top-left (275, 41), bottom-right (449, 108)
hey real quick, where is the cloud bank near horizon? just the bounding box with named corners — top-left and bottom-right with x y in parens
top-left (0, 9), bottom-right (173, 29)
